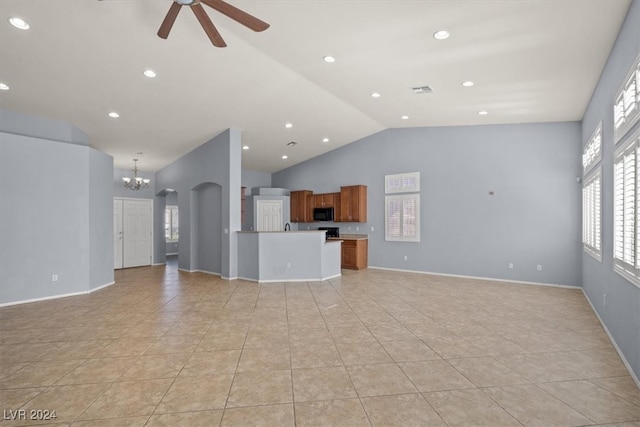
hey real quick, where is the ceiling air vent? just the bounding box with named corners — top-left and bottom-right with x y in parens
top-left (410, 85), bottom-right (434, 94)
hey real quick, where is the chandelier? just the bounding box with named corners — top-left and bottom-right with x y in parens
top-left (122, 159), bottom-right (151, 190)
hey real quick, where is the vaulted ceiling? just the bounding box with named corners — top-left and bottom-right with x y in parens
top-left (0, 0), bottom-right (632, 173)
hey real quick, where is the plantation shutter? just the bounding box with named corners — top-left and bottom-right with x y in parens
top-left (614, 144), bottom-right (637, 274)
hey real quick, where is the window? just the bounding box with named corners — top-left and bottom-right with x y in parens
top-left (614, 54), bottom-right (640, 143)
top-left (385, 194), bottom-right (420, 242)
top-left (583, 124), bottom-right (602, 173)
top-left (583, 168), bottom-right (602, 261)
top-left (385, 172), bottom-right (420, 242)
top-left (165, 205), bottom-right (179, 242)
top-left (582, 123), bottom-right (602, 261)
top-left (613, 129), bottom-right (640, 287)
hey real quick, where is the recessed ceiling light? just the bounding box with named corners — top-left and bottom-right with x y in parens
top-left (282, 155), bottom-right (288, 160)
top-left (401, 115), bottom-right (409, 120)
top-left (322, 137), bottom-right (330, 143)
top-left (323, 56), bottom-right (336, 63)
top-left (371, 92), bottom-right (381, 98)
top-left (285, 123), bottom-right (293, 128)
top-left (478, 110), bottom-right (489, 115)
top-left (242, 145), bottom-right (249, 150)
top-left (461, 81), bottom-right (474, 87)
top-left (108, 112), bottom-right (120, 118)
top-left (0, 83), bottom-right (9, 91)
top-left (9, 17), bottom-right (29, 30)
top-left (433, 30), bottom-right (449, 40)
top-left (143, 69), bottom-right (157, 78)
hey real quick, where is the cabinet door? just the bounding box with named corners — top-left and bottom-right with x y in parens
top-left (332, 192), bottom-right (342, 222)
top-left (291, 191), bottom-right (312, 223)
top-left (340, 185), bottom-right (367, 222)
top-left (342, 241), bottom-right (357, 269)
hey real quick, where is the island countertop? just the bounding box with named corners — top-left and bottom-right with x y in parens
top-left (328, 234), bottom-right (369, 241)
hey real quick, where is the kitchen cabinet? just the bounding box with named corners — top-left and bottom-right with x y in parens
top-left (339, 185), bottom-right (367, 222)
top-left (290, 190), bottom-right (313, 223)
top-left (340, 237), bottom-right (368, 270)
top-left (313, 193), bottom-right (336, 208)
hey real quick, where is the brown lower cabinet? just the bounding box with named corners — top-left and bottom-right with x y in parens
top-left (340, 238), bottom-right (368, 270)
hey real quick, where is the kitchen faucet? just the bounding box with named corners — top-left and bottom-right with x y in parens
top-left (284, 223), bottom-right (290, 231)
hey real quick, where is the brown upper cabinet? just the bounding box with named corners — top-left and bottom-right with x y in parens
top-left (313, 193), bottom-right (336, 208)
top-left (290, 190), bottom-right (313, 223)
top-left (339, 185), bottom-right (367, 222)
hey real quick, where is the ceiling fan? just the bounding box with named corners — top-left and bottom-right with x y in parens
top-left (157, 0), bottom-right (270, 48)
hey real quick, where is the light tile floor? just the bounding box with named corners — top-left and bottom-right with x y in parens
top-left (1, 262), bottom-right (639, 426)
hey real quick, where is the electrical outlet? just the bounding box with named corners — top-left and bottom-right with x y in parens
top-left (371, 226), bottom-right (375, 232)
top-left (356, 226), bottom-right (359, 231)
top-left (537, 264), bottom-right (542, 271)
top-left (404, 255), bottom-right (408, 261)
top-left (603, 293), bottom-right (607, 306)
top-left (508, 263), bottom-right (513, 269)
top-left (51, 274), bottom-right (58, 282)
top-left (287, 262), bottom-right (291, 268)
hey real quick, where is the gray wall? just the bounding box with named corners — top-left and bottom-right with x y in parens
top-left (0, 119), bottom-right (113, 305)
top-left (155, 129), bottom-right (241, 278)
top-left (273, 122), bottom-right (582, 287)
top-left (0, 109), bottom-right (89, 146)
top-left (581, 0), bottom-right (640, 382)
top-left (89, 149), bottom-right (114, 290)
top-left (194, 183), bottom-right (222, 274)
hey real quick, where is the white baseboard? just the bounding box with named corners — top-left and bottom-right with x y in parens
top-left (165, 252), bottom-right (178, 256)
top-left (152, 262), bottom-right (165, 266)
top-left (196, 269), bottom-right (221, 277)
top-left (0, 280), bottom-right (116, 307)
top-left (236, 273), bottom-right (341, 283)
top-left (89, 281), bottom-right (116, 293)
top-left (368, 266), bottom-right (581, 289)
top-left (580, 289), bottom-right (640, 389)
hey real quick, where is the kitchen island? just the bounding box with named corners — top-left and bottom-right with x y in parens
top-left (237, 231), bottom-right (341, 282)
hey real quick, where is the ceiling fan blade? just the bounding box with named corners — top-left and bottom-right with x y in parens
top-left (158, 2), bottom-right (182, 39)
top-left (191, 4), bottom-right (227, 47)
top-left (201, 0), bottom-right (270, 32)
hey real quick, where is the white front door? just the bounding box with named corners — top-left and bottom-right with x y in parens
top-left (256, 200), bottom-right (283, 231)
top-left (114, 198), bottom-right (153, 269)
top-left (114, 199), bottom-right (123, 269)
top-left (123, 199), bottom-right (152, 268)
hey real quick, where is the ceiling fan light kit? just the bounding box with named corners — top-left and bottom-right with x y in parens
top-left (158, 0), bottom-right (270, 48)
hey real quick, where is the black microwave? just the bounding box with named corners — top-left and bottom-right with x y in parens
top-left (313, 207), bottom-right (334, 221)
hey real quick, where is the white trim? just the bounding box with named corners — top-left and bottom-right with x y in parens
top-left (152, 262), bottom-right (166, 266)
top-left (90, 281), bottom-right (116, 293)
top-left (178, 268), bottom-right (198, 273)
top-left (613, 266), bottom-right (640, 290)
top-left (237, 273), bottom-right (341, 283)
top-left (165, 252), bottom-right (178, 256)
top-left (580, 288), bottom-right (640, 389)
top-left (368, 266), bottom-right (581, 289)
top-left (194, 269), bottom-right (221, 277)
top-left (0, 281), bottom-right (116, 307)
